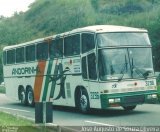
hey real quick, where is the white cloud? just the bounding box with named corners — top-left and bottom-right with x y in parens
top-left (0, 0), bottom-right (35, 17)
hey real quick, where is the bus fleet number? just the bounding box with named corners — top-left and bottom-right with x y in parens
top-left (90, 92), bottom-right (99, 99)
top-left (145, 80), bottom-right (154, 86)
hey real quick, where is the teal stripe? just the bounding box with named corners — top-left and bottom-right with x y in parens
top-left (42, 60), bottom-right (53, 101)
top-left (100, 90), bottom-right (157, 109)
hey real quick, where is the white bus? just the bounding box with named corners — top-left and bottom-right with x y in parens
top-left (3, 25), bottom-right (157, 113)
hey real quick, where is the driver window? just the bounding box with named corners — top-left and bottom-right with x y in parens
top-left (87, 53), bottom-right (97, 80)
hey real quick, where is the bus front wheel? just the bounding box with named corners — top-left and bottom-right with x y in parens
top-left (77, 88), bottom-right (90, 113)
top-left (123, 105), bottom-right (136, 111)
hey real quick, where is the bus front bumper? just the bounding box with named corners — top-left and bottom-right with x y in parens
top-left (100, 90), bottom-right (158, 109)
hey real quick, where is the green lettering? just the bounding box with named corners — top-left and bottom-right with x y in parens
top-left (12, 66), bottom-right (39, 75)
top-left (12, 68), bottom-right (16, 75)
top-left (31, 67), bottom-right (36, 74)
top-left (21, 68), bottom-right (25, 74)
top-left (25, 67), bottom-right (28, 74)
top-left (17, 68), bottom-right (21, 75)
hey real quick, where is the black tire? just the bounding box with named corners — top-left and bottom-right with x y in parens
top-left (77, 88), bottom-right (90, 113)
top-left (19, 88), bottom-right (27, 105)
top-left (26, 88), bottom-right (34, 106)
top-left (123, 105), bottom-right (136, 111)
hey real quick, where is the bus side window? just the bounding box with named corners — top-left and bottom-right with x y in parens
top-left (64, 34), bottom-right (80, 56)
top-left (87, 53), bottom-right (97, 80)
top-left (82, 33), bottom-right (95, 53)
top-left (16, 47), bottom-right (24, 63)
top-left (82, 56), bottom-right (88, 79)
top-left (7, 49), bottom-right (15, 64)
top-left (50, 38), bottom-right (63, 59)
top-left (3, 51), bottom-right (6, 65)
top-left (26, 45), bottom-right (36, 62)
top-left (37, 42), bottom-right (48, 60)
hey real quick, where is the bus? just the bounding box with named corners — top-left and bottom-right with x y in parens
top-left (2, 25), bottom-right (157, 113)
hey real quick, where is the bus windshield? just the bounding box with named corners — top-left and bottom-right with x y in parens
top-left (97, 32), bottom-right (151, 46)
top-left (98, 48), bottom-right (154, 81)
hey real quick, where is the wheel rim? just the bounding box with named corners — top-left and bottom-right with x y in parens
top-left (80, 95), bottom-right (88, 111)
top-left (28, 91), bottom-right (33, 105)
top-left (20, 91), bottom-right (25, 104)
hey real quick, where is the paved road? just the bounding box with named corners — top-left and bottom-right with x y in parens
top-left (0, 93), bottom-right (160, 128)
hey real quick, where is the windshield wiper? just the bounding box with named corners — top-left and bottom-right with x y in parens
top-left (118, 55), bottom-right (128, 81)
top-left (131, 58), bottom-right (151, 79)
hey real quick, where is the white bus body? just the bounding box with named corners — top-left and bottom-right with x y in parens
top-left (3, 25), bottom-right (157, 113)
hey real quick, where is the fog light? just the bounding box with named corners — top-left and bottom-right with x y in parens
top-left (109, 99), bottom-right (114, 103)
top-left (109, 98), bottom-right (121, 104)
top-left (115, 98), bottom-right (121, 103)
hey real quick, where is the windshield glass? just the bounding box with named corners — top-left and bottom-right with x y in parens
top-left (98, 48), bottom-right (154, 81)
top-left (128, 48), bottom-right (153, 79)
top-left (97, 33), bottom-right (151, 47)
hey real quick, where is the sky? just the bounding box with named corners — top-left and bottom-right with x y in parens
top-left (0, 0), bottom-right (35, 17)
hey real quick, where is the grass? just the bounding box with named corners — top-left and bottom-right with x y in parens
top-left (0, 112), bottom-right (37, 132)
top-left (0, 86), bottom-right (5, 93)
top-left (0, 112), bottom-right (33, 126)
top-left (0, 112), bottom-right (60, 132)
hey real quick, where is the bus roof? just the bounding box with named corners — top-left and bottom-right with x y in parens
top-left (3, 25), bottom-right (147, 51)
top-left (72, 25), bottom-right (147, 33)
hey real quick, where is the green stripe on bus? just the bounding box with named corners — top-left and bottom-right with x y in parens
top-left (42, 60), bottom-right (53, 101)
top-left (100, 90), bottom-right (157, 109)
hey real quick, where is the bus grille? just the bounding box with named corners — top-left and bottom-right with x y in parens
top-left (123, 95), bottom-right (145, 104)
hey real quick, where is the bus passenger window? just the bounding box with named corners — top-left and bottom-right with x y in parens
top-left (64, 34), bottom-right (80, 56)
top-left (87, 53), bottom-right (97, 80)
top-left (50, 38), bottom-right (63, 59)
top-left (16, 47), bottom-right (24, 63)
top-left (26, 45), bottom-right (36, 62)
top-left (82, 33), bottom-right (95, 53)
top-left (7, 49), bottom-right (15, 64)
top-left (37, 42), bottom-right (48, 60)
top-left (82, 56), bottom-right (88, 79)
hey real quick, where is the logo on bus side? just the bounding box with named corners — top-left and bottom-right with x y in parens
top-left (49, 63), bottom-right (68, 100)
top-left (12, 66), bottom-right (40, 75)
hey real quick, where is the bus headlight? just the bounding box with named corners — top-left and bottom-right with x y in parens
top-left (109, 98), bottom-right (121, 104)
top-left (115, 98), bottom-right (121, 103)
top-left (109, 99), bottom-right (114, 103)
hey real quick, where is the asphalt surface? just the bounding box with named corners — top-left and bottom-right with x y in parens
top-left (0, 93), bottom-right (160, 128)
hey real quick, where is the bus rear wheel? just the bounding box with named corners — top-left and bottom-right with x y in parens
top-left (123, 105), bottom-right (136, 111)
top-left (77, 88), bottom-right (90, 113)
top-left (26, 88), bottom-right (34, 106)
top-left (19, 88), bottom-right (26, 105)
